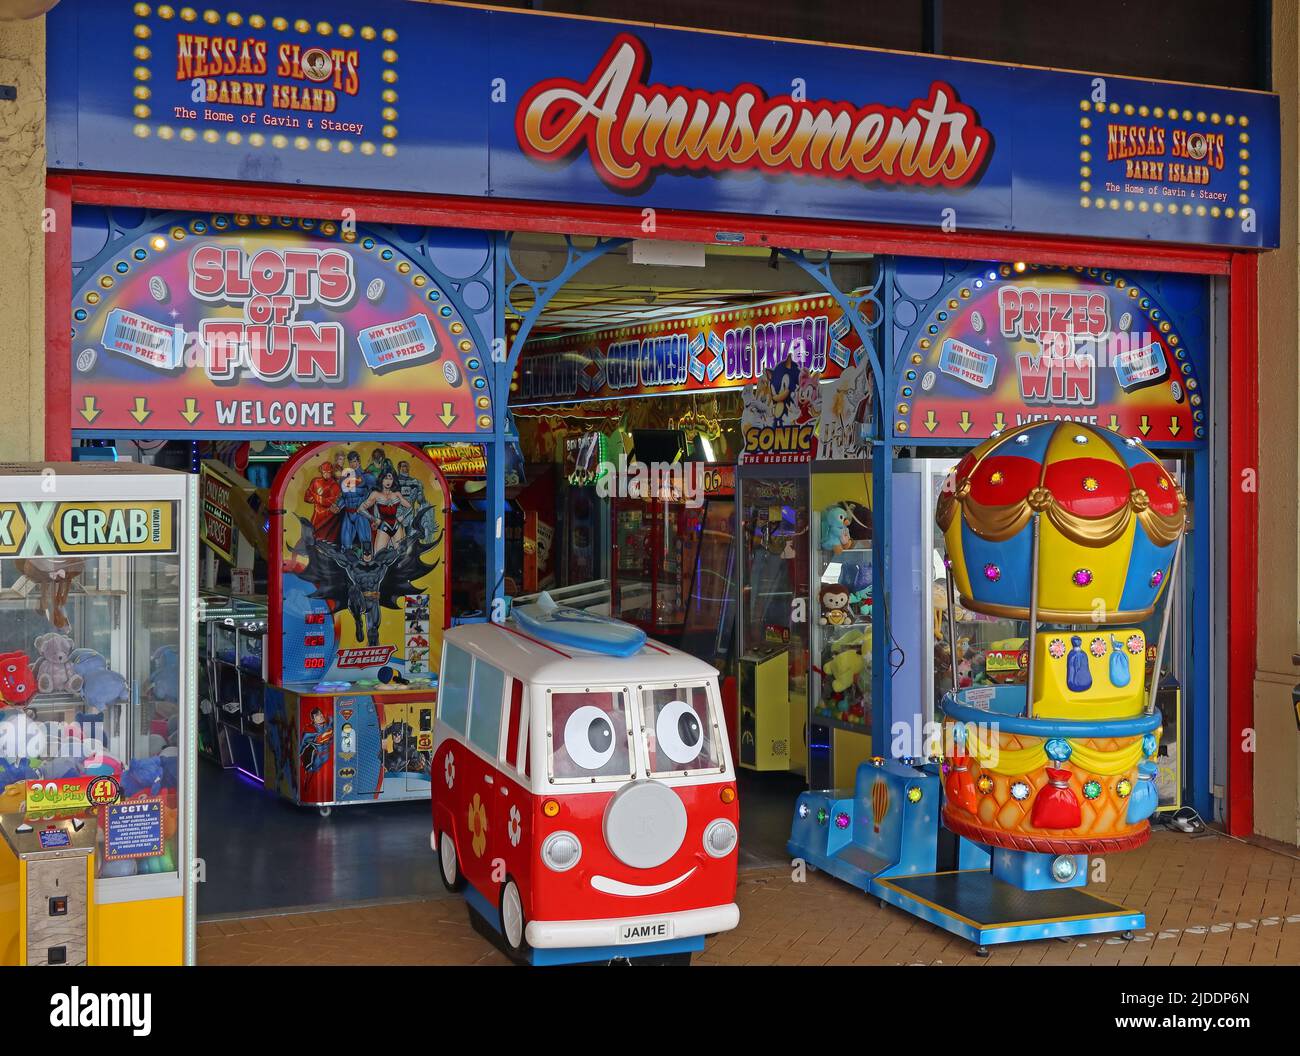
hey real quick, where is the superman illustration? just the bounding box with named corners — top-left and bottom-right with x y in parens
top-left (299, 705), bottom-right (335, 802)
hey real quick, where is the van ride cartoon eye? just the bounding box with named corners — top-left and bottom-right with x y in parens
top-left (431, 593), bottom-right (740, 965)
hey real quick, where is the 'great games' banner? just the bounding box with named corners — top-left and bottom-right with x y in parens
top-left (48, 1), bottom-right (1280, 248)
top-left (69, 210), bottom-right (494, 437)
top-left (515, 294), bottom-right (868, 405)
top-left (893, 264), bottom-right (1205, 443)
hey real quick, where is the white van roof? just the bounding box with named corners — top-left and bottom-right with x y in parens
top-left (444, 621), bottom-right (720, 687)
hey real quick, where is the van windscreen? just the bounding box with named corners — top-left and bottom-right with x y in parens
top-left (549, 690), bottom-right (633, 782)
top-left (640, 685), bottom-right (722, 775)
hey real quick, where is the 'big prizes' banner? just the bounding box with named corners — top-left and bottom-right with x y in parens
top-left (515, 294), bottom-right (870, 404)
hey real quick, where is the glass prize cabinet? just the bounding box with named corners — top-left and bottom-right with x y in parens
top-left (0, 463), bottom-right (196, 965)
top-left (809, 463), bottom-right (875, 786)
top-left (735, 465), bottom-right (810, 776)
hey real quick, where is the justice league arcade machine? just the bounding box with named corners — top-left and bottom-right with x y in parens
top-left (263, 441), bottom-right (451, 815)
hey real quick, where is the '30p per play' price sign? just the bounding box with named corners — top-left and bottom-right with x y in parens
top-left (26, 775), bottom-right (121, 811)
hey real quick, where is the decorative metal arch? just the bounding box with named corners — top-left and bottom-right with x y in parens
top-left (775, 247), bottom-right (886, 437)
top-left (501, 235), bottom-right (887, 437)
top-left (503, 233), bottom-right (631, 376)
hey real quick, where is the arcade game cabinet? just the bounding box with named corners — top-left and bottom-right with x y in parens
top-left (736, 465), bottom-right (809, 776)
top-left (679, 465), bottom-right (738, 670)
top-left (560, 432), bottom-right (609, 588)
top-left (263, 442), bottom-right (450, 815)
top-left (515, 463), bottom-right (559, 595)
top-left (425, 443), bottom-right (493, 618)
top-left (196, 457), bottom-right (270, 778)
top-left (809, 461), bottom-right (875, 788)
top-left (734, 358), bottom-right (877, 786)
top-left (610, 429), bottom-right (690, 634)
top-left (0, 463), bottom-right (196, 964)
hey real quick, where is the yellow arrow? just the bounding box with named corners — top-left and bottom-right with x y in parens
top-left (1108, 414), bottom-right (1120, 431)
top-left (394, 401), bottom-right (413, 427)
top-left (180, 398), bottom-right (201, 424)
top-left (130, 397), bottom-right (151, 424)
top-left (439, 402), bottom-right (458, 428)
top-left (348, 401), bottom-right (368, 427)
top-left (1137, 414), bottom-right (1151, 436)
top-left (1168, 416), bottom-right (1181, 437)
top-left (993, 412), bottom-right (1006, 432)
top-left (958, 410), bottom-right (973, 434)
top-left (78, 396), bottom-right (100, 424)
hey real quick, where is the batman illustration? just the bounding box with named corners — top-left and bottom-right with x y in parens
top-left (293, 514), bottom-right (441, 646)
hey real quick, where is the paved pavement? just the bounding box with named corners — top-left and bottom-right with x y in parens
top-left (197, 827), bottom-right (1300, 966)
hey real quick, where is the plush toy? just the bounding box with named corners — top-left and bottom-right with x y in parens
top-left (33, 633), bottom-right (83, 695)
top-left (850, 589), bottom-right (872, 619)
top-left (145, 646), bottom-right (180, 705)
top-left (823, 626), bottom-right (873, 695)
top-left (818, 584), bottom-right (854, 626)
top-left (844, 500), bottom-right (871, 539)
top-left (17, 558), bottom-right (84, 630)
top-left (70, 649), bottom-right (129, 715)
top-left (856, 625), bottom-right (873, 684)
top-left (121, 756), bottom-right (166, 798)
top-left (160, 751), bottom-right (179, 789)
top-left (81, 742), bottom-right (124, 780)
top-left (824, 647), bottom-right (864, 694)
top-left (41, 756), bottom-right (84, 780)
top-left (0, 651), bottom-right (36, 706)
top-left (0, 757), bottom-right (38, 790)
top-left (820, 505), bottom-right (853, 553)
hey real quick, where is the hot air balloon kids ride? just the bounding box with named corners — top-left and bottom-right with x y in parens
top-left (787, 421), bottom-right (1186, 952)
top-left (431, 593), bottom-right (741, 965)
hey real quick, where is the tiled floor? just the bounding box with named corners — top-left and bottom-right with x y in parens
top-left (198, 827), bottom-right (1300, 966)
top-left (195, 759), bottom-right (801, 918)
top-left (197, 762), bottom-right (440, 916)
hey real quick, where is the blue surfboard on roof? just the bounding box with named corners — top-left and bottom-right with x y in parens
top-left (511, 592), bottom-right (648, 657)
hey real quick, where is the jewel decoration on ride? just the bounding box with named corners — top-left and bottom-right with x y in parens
top-left (938, 419), bottom-right (1187, 856)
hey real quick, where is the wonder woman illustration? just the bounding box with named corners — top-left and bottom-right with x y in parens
top-left (358, 468), bottom-right (412, 553)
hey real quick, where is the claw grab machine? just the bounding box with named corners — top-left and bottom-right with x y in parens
top-left (0, 463), bottom-right (196, 965)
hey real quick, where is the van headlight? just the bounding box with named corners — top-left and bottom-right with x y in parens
top-left (703, 818), bottom-right (737, 858)
top-left (541, 830), bottom-right (582, 872)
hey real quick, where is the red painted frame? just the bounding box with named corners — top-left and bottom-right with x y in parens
top-left (44, 170), bottom-right (1260, 835)
top-left (1227, 254), bottom-right (1258, 837)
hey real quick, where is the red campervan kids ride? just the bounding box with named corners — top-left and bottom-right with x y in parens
top-left (431, 598), bottom-right (740, 965)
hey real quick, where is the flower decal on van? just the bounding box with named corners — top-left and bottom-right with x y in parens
top-left (444, 751), bottom-right (456, 789)
top-left (468, 793), bottom-right (488, 857)
top-left (508, 804), bottom-right (522, 847)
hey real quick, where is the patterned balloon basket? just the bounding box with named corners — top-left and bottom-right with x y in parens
top-left (940, 717), bottom-right (1163, 855)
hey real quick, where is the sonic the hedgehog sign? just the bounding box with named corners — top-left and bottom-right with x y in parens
top-left (740, 347), bottom-right (823, 464)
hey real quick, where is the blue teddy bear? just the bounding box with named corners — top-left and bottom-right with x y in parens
top-left (70, 649), bottom-right (129, 716)
top-left (146, 646), bottom-right (180, 704)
